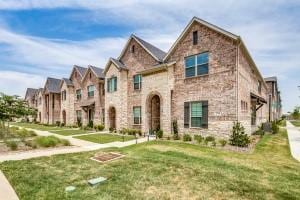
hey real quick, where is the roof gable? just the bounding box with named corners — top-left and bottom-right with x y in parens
top-left (163, 17), bottom-right (239, 61)
top-left (25, 88), bottom-right (38, 100)
top-left (44, 77), bottom-right (62, 94)
top-left (103, 57), bottom-right (128, 75)
top-left (81, 66), bottom-right (104, 83)
top-left (69, 65), bottom-right (87, 80)
top-left (118, 34), bottom-right (166, 62)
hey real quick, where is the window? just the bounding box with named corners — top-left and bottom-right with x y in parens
top-left (241, 101), bottom-right (248, 112)
top-left (193, 31), bottom-right (198, 45)
top-left (131, 45), bottom-right (135, 53)
top-left (76, 89), bottom-right (81, 100)
top-left (89, 72), bottom-right (92, 79)
top-left (258, 81), bottom-right (262, 93)
top-left (133, 106), bottom-right (141, 124)
top-left (61, 90), bottom-right (66, 101)
top-left (102, 108), bottom-right (105, 124)
top-left (39, 97), bottom-right (42, 105)
top-left (52, 94), bottom-right (55, 109)
top-left (107, 77), bottom-right (117, 92)
top-left (185, 52), bottom-right (209, 78)
top-left (133, 74), bottom-right (142, 90)
top-left (76, 110), bottom-right (82, 123)
top-left (184, 101), bottom-right (208, 128)
top-left (87, 85), bottom-right (95, 97)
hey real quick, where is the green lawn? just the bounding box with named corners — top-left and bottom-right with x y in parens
top-left (74, 133), bottom-right (135, 144)
top-left (291, 120), bottom-right (300, 127)
top-left (1, 129), bottom-right (300, 199)
top-left (11, 122), bottom-right (66, 131)
top-left (51, 129), bottom-right (93, 136)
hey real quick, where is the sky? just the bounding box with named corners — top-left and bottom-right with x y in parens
top-left (0, 0), bottom-right (299, 113)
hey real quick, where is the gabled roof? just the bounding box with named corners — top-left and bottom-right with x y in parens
top-left (25, 88), bottom-right (38, 100)
top-left (60, 78), bottom-right (73, 88)
top-left (103, 57), bottom-right (128, 74)
top-left (74, 65), bottom-right (87, 77)
top-left (37, 88), bottom-right (44, 95)
top-left (89, 65), bottom-right (104, 78)
top-left (118, 34), bottom-right (166, 62)
top-left (81, 65), bottom-right (105, 82)
top-left (164, 17), bottom-right (238, 61)
top-left (44, 77), bottom-right (62, 94)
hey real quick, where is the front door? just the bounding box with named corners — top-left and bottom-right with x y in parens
top-left (88, 109), bottom-right (94, 123)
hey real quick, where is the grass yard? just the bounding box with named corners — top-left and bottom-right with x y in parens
top-left (11, 122), bottom-right (65, 131)
top-left (1, 129), bottom-right (300, 199)
top-left (74, 133), bottom-right (135, 144)
top-left (51, 129), bottom-right (93, 136)
top-left (290, 120), bottom-right (300, 127)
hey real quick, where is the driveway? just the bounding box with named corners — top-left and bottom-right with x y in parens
top-left (286, 121), bottom-right (300, 161)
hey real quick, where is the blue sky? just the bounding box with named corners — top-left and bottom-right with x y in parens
top-left (0, 0), bottom-right (299, 113)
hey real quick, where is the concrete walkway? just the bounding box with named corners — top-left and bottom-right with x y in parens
top-left (286, 121), bottom-right (300, 161)
top-left (0, 127), bottom-right (156, 162)
top-left (0, 170), bottom-right (19, 200)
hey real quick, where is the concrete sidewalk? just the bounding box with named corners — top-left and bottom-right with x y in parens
top-left (286, 121), bottom-right (300, 161)
top-left (0, 170), bottom-right (19, 200)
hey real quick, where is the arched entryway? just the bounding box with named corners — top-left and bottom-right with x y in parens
top-left (147, 94), bottom-right (161, 133)
top-left (108, 107), bottom-right (116, 130)
top-left (62, 110), bottom-right (66, 125)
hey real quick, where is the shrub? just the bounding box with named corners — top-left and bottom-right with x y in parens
top-left (109, 127), bottom-right (114, 133)
top-left (87, 121), bottom-right (93, 128)
top-left (94, 124), bottom-right (105, 131)
top-left (61, 139), bottom-right (71, 146)
top-left (183, 134), bottom-right (192, 141)
top-left (156, 130), bottom-right (163, 139)
top-left (277, 119), bottom-right (286, 127)
top-left (229, 122), bottom-right (250, 147)
top-left (194, 135), bottom-right (204, 143)
top-left (60, 123), bottom-right (65, 127)
top-left (35, 136), bottom-right (61, 147)
top-left (137, 129), bottom-right (142, 136)
top-left (254, 125), bottom-right (265, 137)
top-left (211, 141), bottom-right (217, 147)
top-left (83, 126), bottom-right (93, 131)
top-left (55, 121), bottom-right (61, 127)
top-left (272, 121), bottom-right (279, 134)
top-left (5, 140), bottom-right (18, 150)
top-left (173, 134), bottom-right (180, 140)
top-left (205, 136), bottom-right (215, 142)
top-left (25, 140), bottom-right (37, 149)
top-left (219, 139), bottom-right (227, 147)
top-left (172, 120), bottom-right (178, 135)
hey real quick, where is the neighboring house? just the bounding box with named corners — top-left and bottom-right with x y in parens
top-left (265, 77), bottom-right (282, 121)
top-left (43, 77), bottom-right (62, 124)
top-left (24, 17), bottom-right (281, 137)
top-left (36, 88), bottom-right (44, 123)
top-left (24, 88), bottom-right (38, 121)
top-left (60, 78), bottom-right (75, 126)
top-left (59, 65), bottom-right (105, 126)
top-left (103, 17), bottom-right (273, 137)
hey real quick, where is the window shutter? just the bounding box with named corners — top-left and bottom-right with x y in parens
top-left (202, 101), bottom-right (208, 128)
top-left (114, 77), bottom-right (117, 91)
top-left (184, 102), bottom-right (190, 128)
top-left (107, 79), bottom-right (110, 92)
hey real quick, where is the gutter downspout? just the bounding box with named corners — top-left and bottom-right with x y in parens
top-left (236, 38), bottom-right (241, 122)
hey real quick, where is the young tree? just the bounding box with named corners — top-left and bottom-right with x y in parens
top-left (0, 92), bottom-right (37, 130)
top-left (292, 107), bottom-right (300, 120)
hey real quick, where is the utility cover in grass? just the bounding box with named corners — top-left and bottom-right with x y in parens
top-left (65, 186), bottom-right (76, 192)
top-left (90, 152), bottom-right (125, 163)
top-left (88, 177), bottom-right (107, 186)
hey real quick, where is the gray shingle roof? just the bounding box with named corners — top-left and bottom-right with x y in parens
top-left (74, 65), bottom-right (87, 77)
top-left (45, 77), bottom-right (62, 93)
top-left (132, 35), bottom-right (166, 61)
top-left (89, 65), bottom-right (104, 78)
top-left (110, 58), bottom-right (127, 70)
top-left (25, 88), bottom-right (38, 99)
top-left (264, 76), bottom-right (277, 82)
top-left (62, 78), bottom-right (73, 86)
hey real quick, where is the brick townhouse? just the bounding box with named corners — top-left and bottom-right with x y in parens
top-left (25, 17), bottom-right (281, 137)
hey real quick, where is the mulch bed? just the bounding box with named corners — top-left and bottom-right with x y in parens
top-left (90, 152), bottom-right (125, 163)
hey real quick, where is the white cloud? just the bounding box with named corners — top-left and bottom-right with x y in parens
top-left (0, 71), bottom-right (44, 97)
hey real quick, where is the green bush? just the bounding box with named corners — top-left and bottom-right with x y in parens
top-left (229, 122), bottom-right (250, 147)
top-left (61, 139), bottom-right (71, 146)
top-left (156, 130), bottom-right (163, 139)
top-left (60, 123), bottom-right (65, 127)
top-left (277, 119), bottom-right (286, 127)
top-left (55, 121), bottom-right (61, 127)
top-left (172, 120), bottom-right (178, 135)
top-left (5, 140), bottom-right (18, 150)
top-left (94, 124), bottom-right (105, 131)
top-left (183, 134), bottom-right (192, 141)
top-left (254, 125), bottom-right (265, 137)
top-left (87, 121), bottom-right (93, 128)
top-left (35, 136), bottom-right (61, 147)
top-left (194, 135), bottom-right (204, 143)
top-left (173, 134), bottom-right (180, 140)
top-left (83, 126), bottom-right (93, 131)
top-left (219, 139), bottom-right (227, 147)
top-left (25, 140), bottom-right (37, 149)
top-left (272, 121), bottom-right (279, 134)
top-left (211, 141), bottom-right (216, 147)
top-left (205, 136), bottom-right (215, 142)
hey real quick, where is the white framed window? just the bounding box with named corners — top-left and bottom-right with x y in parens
top-left (133, 74), bottom-right (142, 90)
top-left (133, 106), bottom-right (141, 125)
top-left (107, 77), bottom-right (117, 92)
top-left (185, 52), bottom-right (209, 78)
top-left (87, 85), bottom-right (95, 97)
